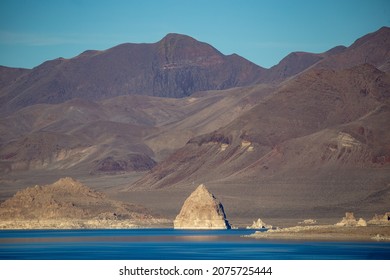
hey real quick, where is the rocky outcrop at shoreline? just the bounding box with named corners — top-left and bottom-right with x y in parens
top-left (0, 218), bottom-right (169, 229)
top-left (369, 212), bottom-right (390, 225)
top-left (246, 218), bottom-right (273, 229)
top-left (246, 225), bottom-right (390, 241)
top-left (298, 219), bottom-right (317, 225)
top-left (246, 212), bottom-right (390, 241)
top-left (0, 177), bottom-right (165, 229)
top-left (174, 184), bottom-right (231, 229)
top-left (335, 212), bottom-right (367, 227)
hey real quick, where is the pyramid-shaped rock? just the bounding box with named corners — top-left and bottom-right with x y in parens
top-left (174, 184), bottom-right (231, 229)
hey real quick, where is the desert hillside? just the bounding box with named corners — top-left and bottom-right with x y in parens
top-left (0, 27), bottom-right (389, 226)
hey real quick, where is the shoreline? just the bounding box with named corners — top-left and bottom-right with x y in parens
top-left (245, 225), bottom-right (390, 242)
top-left (1, 219), bottom-right (390, 243)
top-left (0, 219), bottom-right (171, 230)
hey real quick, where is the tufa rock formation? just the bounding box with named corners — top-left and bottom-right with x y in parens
top-left (368, 212), bottom-right (390, 225)
top-left (298, 219), bottom-right (317, 225)
top-left (335, 212), bottom-right (367, 227)
top-left (174, 184), bottom-right (231, 229)
top-left (246, 218), bottom-right (273, 229)
top-left (0, 177), bottom-right (161, 228)
top-left (357, 218), bottom-right (367, 227)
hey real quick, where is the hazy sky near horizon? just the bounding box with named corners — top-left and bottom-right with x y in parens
top-left (0, 0), bottom-right (389, 69)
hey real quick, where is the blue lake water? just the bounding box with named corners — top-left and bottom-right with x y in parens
top-left (0, 229), bottom-right (389, 260)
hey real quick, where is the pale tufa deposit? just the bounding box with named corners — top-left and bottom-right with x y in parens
top-left (174, 184), bottom-right (231, 229)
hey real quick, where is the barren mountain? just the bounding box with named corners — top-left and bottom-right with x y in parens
top-left (259, 26), bottom-right (390, 83)
top-left (1, 27), bottom-right (389, 225)
top-left (0, 98), bottom-right (158, 174)
top-left (131, 64), bottom-right (390, 188)
top-left (0, 33), bottom-right (265, 114)
top-left (317, 26), bottom-right (390, 71)
top-left (0, 85), bottom-right (267, 174)
top-left (128, 63), bottom-right (390, 223)
top-left (260, 46), bottom-right (346, 82)
top-left (0, 66), bottom-right (30, 89)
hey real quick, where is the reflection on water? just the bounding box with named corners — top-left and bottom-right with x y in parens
top-left (0, 229), bottom-right (389, 260)
top-left (176, 235), bottom-right (219, 241)
top-left (0, 229), bottom-right (255, 244)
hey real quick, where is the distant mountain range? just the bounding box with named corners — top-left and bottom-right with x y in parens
top-left (2, 27), bottom-right (388, 114)
top-left (0, 33), bottom-right (265, 114)
top-left (1, 26), bottom-right (389, 223)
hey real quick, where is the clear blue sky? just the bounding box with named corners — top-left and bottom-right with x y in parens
top-left (0, 0), bottom-right (389, 69)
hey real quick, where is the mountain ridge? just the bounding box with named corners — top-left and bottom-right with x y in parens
top-left (1, 27), bottom-right (389, 114)
top-left (0, 33), bottom-right (265, 114)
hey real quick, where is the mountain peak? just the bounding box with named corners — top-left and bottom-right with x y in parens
top-left (158, 33), bottom-right (208, 48)
top-left (160, 33), bottom-right (196, 42)
top-left (378, 26), bottom-right (390, 33)
top-left (324, 45), bottom-right (347, 56)
top-left (315, 26), bottom-right (390, 71)
top-left (350, 26), bottom-right (390, 49)
top-left (157, 33), bottom-right (222, 61)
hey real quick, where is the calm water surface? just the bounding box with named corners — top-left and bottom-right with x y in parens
top-left (0, 229), bottom-right (389, 260)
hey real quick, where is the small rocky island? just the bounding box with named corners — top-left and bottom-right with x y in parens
top-left (174, 184), bottom-right (231, 229)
